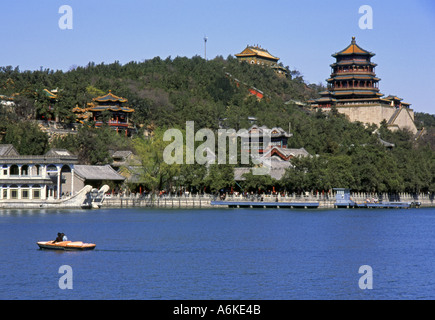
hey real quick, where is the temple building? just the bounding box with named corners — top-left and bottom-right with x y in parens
top-left (309, 37), bottom-right (419, 135)
top-left (235, 45), bottom-right (289, 78)
top-left (234, 125), bottom-right (310, 181)
top-left (240, 125), bottom-right (293, 154)
top-left (73, 90), bottom-right (135, 136)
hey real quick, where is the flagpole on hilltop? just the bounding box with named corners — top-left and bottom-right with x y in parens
top-left (204, 36), bottom-right (208, 60)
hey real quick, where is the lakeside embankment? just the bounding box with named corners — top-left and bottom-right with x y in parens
top-left (102, 192), bottom-right (435, 209)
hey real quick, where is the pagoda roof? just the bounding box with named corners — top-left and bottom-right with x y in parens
top-left (92, 90), bottom-right (128, 103)
top-left (328, 74), bottom-right (380, 81)
top-left (384, 95), bottom-right (403, 101)
top-left (43, 89), bottom-right (57, 99)
top-left (312, 96), bottom-right (394, 105)
top-left (337, 97), bottom-right (384, 102)
top-left (239, 125), bottom-right (292, 138)
top-left (332, 37), bottom-right (375, 58)
top-left (331, 60), bottom-right (377, 67)
top-left (72, 106), bottom-right (87, 113)
top-left (319, 90), bottom-right (331, 95)
top-left (331, 90), bottom-right (383, 96)
top-left (382, 95), bottom-right (411, 107)
top-left (314, 96), bottom-right (337, 102)
top-left (235, 45), bottom-right (279, 61)
top-left (87, 104), bottom-right (134, 113)
top-left (76, 114), bottom-right (90, 119)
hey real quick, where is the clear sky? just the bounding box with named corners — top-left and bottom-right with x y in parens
top-left (1, 0), bottom-right (434, 114)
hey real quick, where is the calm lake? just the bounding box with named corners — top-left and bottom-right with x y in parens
top-left (1, 207), bottom-right (434, 300)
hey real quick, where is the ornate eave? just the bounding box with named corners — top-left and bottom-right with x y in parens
top-left (235, 45), bottom-right (280, 61)
top-left (332, 37), bottom-right (375, 58)
top-left (92, 90), bottom-right (128, 103)
top-left (87, 105), bottom-right (135, 113)
top-left (327, 75), bottom-right (380, 82)
top-left (331, 61), bottom-right (377, 68)
top-left (331, 90), bottom-right (383, 96)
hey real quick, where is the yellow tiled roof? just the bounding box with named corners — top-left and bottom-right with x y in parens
top-left (340, 44), bottom-right (368, 55)
top-left (334, 37), bottom-right (374, 57)
top-left (236, 46), bottom-right (279, 61)
top-left (92, 90), bottom-right (128, 103)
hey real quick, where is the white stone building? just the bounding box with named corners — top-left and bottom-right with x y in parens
top-left (0, 145), bottom-right (125, 203)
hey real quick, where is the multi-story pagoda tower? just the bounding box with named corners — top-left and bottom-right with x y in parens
top-left (310, 37), bottom-right (419, 135)
top-left (319, 37), bottom-right (382, 106)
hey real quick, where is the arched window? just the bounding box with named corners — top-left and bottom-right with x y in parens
top-left (21, 165), bottom-right (29, 176)
top-left (61, 165), bottom-right (71, 173)
top-left (10, 165), bottom-right (19, 176)
top-left (34, 165), bottom-right (41, 176)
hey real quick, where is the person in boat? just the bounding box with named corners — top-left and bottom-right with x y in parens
top-left (53, 232), bottom-right (68, 243)
top-left (54, 233), bottom-right (63, 243)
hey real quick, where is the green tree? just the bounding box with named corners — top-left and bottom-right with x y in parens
top-left (133, 127), bottom-right (180, 195)
top-left (241, 171), bottom-right (277, 193)
top-left (179, 162), bottom-right (208, 193)
top-left (204, 163), bottom-right (235, 194)
top-left (74, 125), bottom-right (113, 164)
top-left (3, 121), bottom-right (49, 155)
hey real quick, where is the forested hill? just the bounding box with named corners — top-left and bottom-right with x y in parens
top-left (0, 55), bottom-right (323, 131)
top-left (1, 55), bottom-right (434, 153)
top-left (0, 55), bottom-right (434, 193)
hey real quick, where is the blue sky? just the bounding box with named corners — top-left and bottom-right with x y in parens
top-left (1, 0), bottom-right (434, 114)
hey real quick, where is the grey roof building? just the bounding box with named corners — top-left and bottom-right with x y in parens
top-left (74, 165), bottom-right (125, 181)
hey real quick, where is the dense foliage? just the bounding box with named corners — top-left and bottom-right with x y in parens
top-left (0, 56), bottom-right (434, 193)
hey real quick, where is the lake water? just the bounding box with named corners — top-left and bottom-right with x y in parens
top-left (1, 207), bottom-right (435, 300)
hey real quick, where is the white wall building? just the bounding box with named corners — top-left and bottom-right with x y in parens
top-left (0, 146), bottom-right (79, 201)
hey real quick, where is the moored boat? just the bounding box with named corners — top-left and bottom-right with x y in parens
top-left (37, 240), bottom-right (96, 251)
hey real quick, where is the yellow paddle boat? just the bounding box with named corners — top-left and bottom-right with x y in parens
top-left (37, 240), bottom-right (96, 251)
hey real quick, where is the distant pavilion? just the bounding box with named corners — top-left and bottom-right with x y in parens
top-left (235, 45), bottom-right (289, 78)
top-left (73, 90), bottom-right (135, 136)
